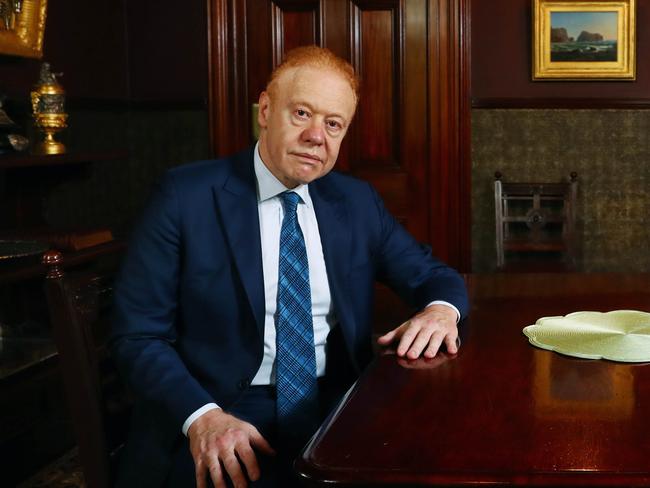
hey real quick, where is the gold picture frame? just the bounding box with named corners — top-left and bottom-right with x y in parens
top-left (532, 0), bottom-right (635, 80)
top-left (0, 0), bottom-right (48, 58)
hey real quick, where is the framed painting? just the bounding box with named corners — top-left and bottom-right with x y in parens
top-left (532, 0), bottom-right (635, 80)
top-left (0, 0), bottom-right (48, 58)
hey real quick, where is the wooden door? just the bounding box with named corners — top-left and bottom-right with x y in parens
top-left (208, 0), bottom-right (471, 327)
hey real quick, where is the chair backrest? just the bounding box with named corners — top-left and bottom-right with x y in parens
top-left (494, 171), bottom-right (578, 271)
top-left (43, 249), bottom-right (130, 488)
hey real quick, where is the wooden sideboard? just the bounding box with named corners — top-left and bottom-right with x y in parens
top-left (0, 151), bottom-right (126, 484)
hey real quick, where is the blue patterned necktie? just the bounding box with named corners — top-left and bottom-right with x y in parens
top-left (275, 191), bottom-right (319, 442)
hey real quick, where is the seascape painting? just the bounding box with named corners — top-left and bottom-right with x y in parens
top-left (550, 11), bottom-right (618, 62)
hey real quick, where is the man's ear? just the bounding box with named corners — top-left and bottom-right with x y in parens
top-left (258, 92), bottom-right (271, 129)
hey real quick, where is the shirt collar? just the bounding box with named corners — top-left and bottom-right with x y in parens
top-left (254, 141), bottom-right (312, 207)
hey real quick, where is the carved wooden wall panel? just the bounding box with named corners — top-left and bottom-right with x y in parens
top-left (351, 3), bottom-right (399, 168)
top-left (272, 0), bottom-right (321, 64)
top-left (246, 0), bottom-right (273, 114)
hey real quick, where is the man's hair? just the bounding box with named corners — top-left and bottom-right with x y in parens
top-left (266, 45), bottom-right (360, 103)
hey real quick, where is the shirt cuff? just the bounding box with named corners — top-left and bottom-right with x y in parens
top-left (182, 403), bottom-right (221, 437)
top-left (426, 300), bottom-right (461, 323)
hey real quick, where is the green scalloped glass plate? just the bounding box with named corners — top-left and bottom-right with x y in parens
top-left (523, 310), bottom-right (650, 363)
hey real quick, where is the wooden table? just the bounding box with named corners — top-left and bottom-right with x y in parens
top-left (296, 273), bottom-right (650, 486)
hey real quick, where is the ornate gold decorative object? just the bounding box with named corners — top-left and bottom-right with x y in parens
top-left (0, 0), bottom-right (47, 58)
top-left (31, 62), bottom-right (67, 154)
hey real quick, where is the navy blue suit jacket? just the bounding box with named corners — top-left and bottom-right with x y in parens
top-left (110, 146), bottom-right (468, 482)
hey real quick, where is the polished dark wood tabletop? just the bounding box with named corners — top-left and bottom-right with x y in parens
top-left (296, 273), bottom-right (650, 487)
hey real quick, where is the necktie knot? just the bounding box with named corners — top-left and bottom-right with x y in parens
top-left (281, 191), bottom-right (300, 216)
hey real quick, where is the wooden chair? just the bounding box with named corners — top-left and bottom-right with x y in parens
top-left (43, 249), bottom-right (130, 488)
top-left (494, 171), bottom-right (578, 271)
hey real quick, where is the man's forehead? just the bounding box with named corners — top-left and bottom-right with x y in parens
top-left (277, 65), bottom-right (355, 98)
top-left (276, 65), bottom-right (357, 115)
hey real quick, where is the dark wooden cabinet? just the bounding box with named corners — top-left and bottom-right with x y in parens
top-left (0, 151), bottom-right (127, 229)
top-left (0, 352), bottom-right (76, 487)
top-left (0, 152), bottom-right (126, 484)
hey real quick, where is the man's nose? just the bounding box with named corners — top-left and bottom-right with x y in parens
top-left (301, 122), bottom-right (324, 145)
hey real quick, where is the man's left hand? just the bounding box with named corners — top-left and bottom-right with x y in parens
top-left (376, 304), bottom-right (458, 359)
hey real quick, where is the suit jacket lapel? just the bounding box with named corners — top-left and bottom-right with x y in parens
top-left (213, 149), bottom-right (265, 337)
top-left (310, 176), bottom-right (357, 366)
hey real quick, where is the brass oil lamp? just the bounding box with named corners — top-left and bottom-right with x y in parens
top-left (31, 62), bottom-right (67, 155)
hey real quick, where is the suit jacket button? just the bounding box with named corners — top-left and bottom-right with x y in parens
top-left (237, 378), bottom-right (250, 390)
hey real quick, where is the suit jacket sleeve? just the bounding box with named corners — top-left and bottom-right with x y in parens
top-left (368, 184), bottom-right (469, 319)
top-left (110, 173), bottom-right (215, 430)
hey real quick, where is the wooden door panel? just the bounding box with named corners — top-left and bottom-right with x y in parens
top-left (351, 3), bottom-right (399, 168)
top-left (271, 0), bottom-right (321, 60)
top-left (209, 0), bottom-right (471, 271)
top-left (350, 0), bottom-right (429, 242)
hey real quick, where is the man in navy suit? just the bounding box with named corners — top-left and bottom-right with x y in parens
top-left (111, 46), bottom-right (468, 487)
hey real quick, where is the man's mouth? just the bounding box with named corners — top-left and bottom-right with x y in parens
top-left (292, 152), bottom-right (322, 163)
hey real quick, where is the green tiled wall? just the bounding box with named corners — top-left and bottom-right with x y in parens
top-left (472, 109), bottom-right (650, 272)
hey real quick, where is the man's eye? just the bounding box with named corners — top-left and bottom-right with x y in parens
top-left (327, 120), bottom-right (341, 130)
top-left (296, 109), bottom-right (309, 118)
